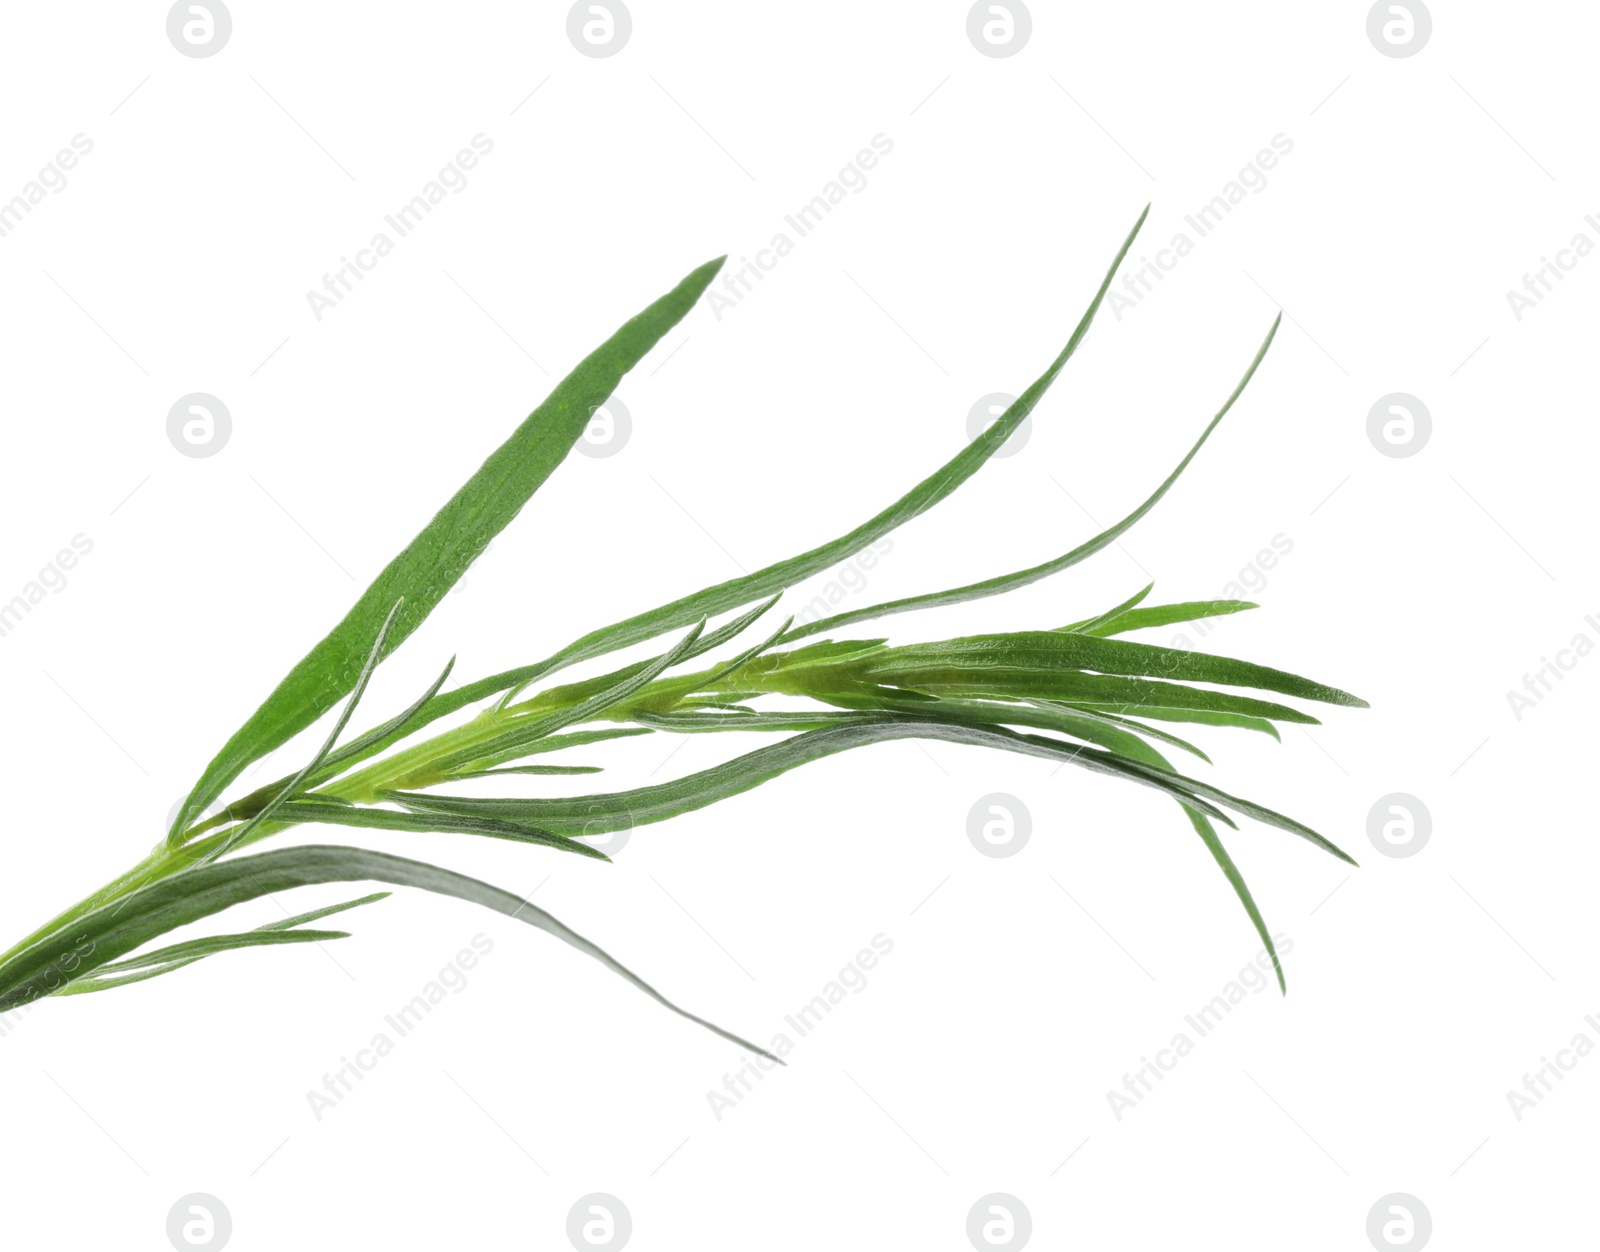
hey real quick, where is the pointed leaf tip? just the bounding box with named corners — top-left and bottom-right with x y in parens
top-left (172, 257), bottom-right (720, 839)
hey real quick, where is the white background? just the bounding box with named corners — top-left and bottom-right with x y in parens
top-left (0, 2), bottom-right (1593, 1248)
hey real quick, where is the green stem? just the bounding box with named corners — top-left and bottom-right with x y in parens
top-left (0, 644), bottom-right (853, 998)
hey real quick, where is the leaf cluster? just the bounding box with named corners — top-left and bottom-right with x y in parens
top-left (0, 207), bottom-right (1363, 1052)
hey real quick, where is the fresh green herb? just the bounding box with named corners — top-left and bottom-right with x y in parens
top-left (0, 208), bottom-right (1364, 1055)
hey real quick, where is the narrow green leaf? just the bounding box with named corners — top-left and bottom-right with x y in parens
top-left (392, 716), bottom-right (1359, 862)
top-left (1073, 599), bottom-right (1258, 636)
top-left (391, 716), bottom-right (1242, 834)
top-left (680, 615), bottom-right (797, 696)
top-left (259, 890), bottom-right (392, 931)
top-left (313, 657), bottom-right (458, 779)
top-left (879, 669), bottom-right (1322, 725)
top-left (317, 206), bottom-right (1152, 755)
top-left (817, 690), bottom-right (1211, 764)
top-left (763, 639), bottom-right (890, 668)
top-left (1082, 729), bottom-right (1286, 994)
top-left (778, 312), bottom-right (1282, 643)
top-left (630, 709), bottom-right (856, 734)
top-left (387, 726), bottom-right (655, 783)
top-left (1042, 738), bottom-right (1356, 864)
top-left (173, 256), bottom-right (726, 838)
top-left (1043, 707), bottom-right (1214, 762)
top-left (54, 960), bottom-right (206, 995)
top-left (1061, 583), bottom-right (1153, 634)
top-left (1184, 806), bottom-right (1286, 994)
top-left (428, 621), bottom-right (707, 776)
top-left (71, 928), bottom-right (349, 980)
top-left (274, 800), bottom-right (611, 860)
top-left (857, 630), bottom-right (1367, 708)
top-left (212, 598), bottom-right (406, 858)
top-left (1067, 705), bottom-right (1282, 740)
top-left (499, 596), bottom-right (783, 711)
top-left (524, 614), bottom-right (793, 730)
top-left (0, 845), bottom-right (780, 1064)
top-left (446, 765), bottom-right (604, 778)
top-left (59, 892), bottom-right (392, 995)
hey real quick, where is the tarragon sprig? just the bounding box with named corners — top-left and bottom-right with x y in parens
top-left (0, 206), bottom-right (1364, 1057)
